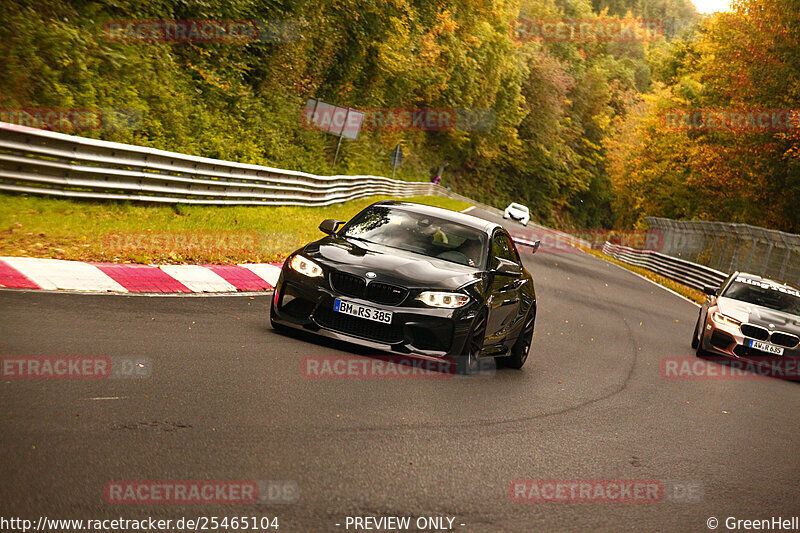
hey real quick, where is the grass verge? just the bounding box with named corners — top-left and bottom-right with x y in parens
top-left (579, 245), bottom-right (706, 304)
top-left (0, 194), bottom-right (471, 264)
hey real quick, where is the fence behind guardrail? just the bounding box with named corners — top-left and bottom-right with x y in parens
top-left (645, 217), bottom-right (800, 284)
top-left (602, 241), bottom-right (728, 291)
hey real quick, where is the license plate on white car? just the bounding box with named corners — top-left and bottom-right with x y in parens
top-left (334, 299), bottom-right (393, 324)
top-left (749, 339), bottom-right (784, 355)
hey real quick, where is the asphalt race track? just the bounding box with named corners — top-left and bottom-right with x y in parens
top-left (2, 208), bottom-right (799, 532)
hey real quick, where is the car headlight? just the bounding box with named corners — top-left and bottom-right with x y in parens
top-left (710, 311), bottom-right (741, 327)
top-left (289, 254), bottom-right (323, 278)
top-left (416, 291), bottom-right (470, 308)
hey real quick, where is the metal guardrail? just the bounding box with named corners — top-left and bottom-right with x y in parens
top-left (0, 122), bottom-right (436, 206)
top-left (646, 217), bottom-right (800, 284)
top-left (602, 241), bottom-right (727, 291)
top-left (0, 121), bottom-right (592, 252)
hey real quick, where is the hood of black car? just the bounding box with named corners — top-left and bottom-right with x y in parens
top-left (301, 236), bottom-right (481, 290)
top-left (717, 297), bottom-right (800, 334)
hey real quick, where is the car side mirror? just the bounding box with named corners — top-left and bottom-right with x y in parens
top-left (702, 285), bottom-right (718, 296)
top-left (493, 257), bottom-right (522, 278)
top-left (319, 219), bottom-right (343, 235)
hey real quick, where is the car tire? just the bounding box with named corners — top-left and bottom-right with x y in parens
top-left (504, 308), bottom-right (535, 370)
top-left (695, 322), bottom-right (708, 357)
top-left (458, 310), bottom-right (487, 375)
top-left (691, 315), bottom-right (701, 349)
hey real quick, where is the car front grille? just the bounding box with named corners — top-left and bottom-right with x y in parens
top-left (329, 271), bottom-right (366, 298)
top-left (740, 323), bottom-right (769, 341)
top-left (328, 270), bottom-right (408, 306)
top-left (366, 282), bottom-right (408, 305)
top-left (770, 331), bottom-right (800, 349)
top-left (740, 323), bottom-right (800, 348)
top-left (314, 305), bottom-right (404, 344)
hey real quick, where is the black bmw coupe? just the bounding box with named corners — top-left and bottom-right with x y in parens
top-left (270, 201), bottom-right (539, 373)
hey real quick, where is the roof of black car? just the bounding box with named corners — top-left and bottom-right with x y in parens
top-left (374, 200), bottom-right (501, 234)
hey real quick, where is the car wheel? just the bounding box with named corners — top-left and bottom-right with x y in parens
top-left (505, 308), bottom-right (535, 369)
top-left (695, 321), bottom-right (708, 357)
top-left (459, 310), bottom-right (487, 375)
top-left (691, 315), bottom-right (701, 349)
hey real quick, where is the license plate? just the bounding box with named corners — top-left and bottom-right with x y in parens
top-left (334, 299), bottom-right (393, 324)
top-left (749, 339), bottom-right (784, 355)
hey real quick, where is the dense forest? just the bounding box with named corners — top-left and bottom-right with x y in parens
top-left (1, 0), bottom-right (797, 231)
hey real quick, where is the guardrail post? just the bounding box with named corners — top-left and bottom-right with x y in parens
top-left (745, 228), bottom-right (758, 273)
top-left (717, 228), bottom-right (730, 272)
top-left (779, 245), bottom-right (791, 280)
top-left (762, 242), bottom-right (774, 277)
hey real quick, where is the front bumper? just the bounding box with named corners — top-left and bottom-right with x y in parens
top-left (270, 267), bottom-right (478, 359)
top-left (700, 315), bottom-right (800, 365)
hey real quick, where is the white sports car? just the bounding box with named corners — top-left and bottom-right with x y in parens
top-left (503, 203), bottom-right (530, 226)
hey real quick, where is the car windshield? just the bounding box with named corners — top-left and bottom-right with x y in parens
top-left (509, 203), bottom-right (528, 212)
top-left (341, 205), bottom-right (487, 268)
top-left (723, 278), bottom-right (800, 314)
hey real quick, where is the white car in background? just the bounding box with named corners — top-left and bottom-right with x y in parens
top-left (503, 203), bottom-right (530, 226)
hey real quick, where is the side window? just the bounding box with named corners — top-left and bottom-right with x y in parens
top-left (491, 233), bottom-right (520, 266)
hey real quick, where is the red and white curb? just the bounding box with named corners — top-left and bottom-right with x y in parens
top-left (0, 257), bottom-right (284, 293)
